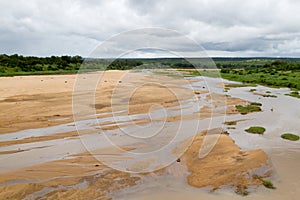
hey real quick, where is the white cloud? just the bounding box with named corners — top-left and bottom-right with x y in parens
top-left (0, 0), bottom-right (299, 57)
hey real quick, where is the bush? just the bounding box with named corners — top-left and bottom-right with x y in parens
top-left (250, 102), bottom-right (262, 106)
top-left (281, 133), bottom-right (300, 141)
top-left (262, 180), bottom-right (276, 189)
top-left (224, 121), bottom-right (237, 125)
top-left (286, 91), bottom-right (300, 98)
top-left (245, 126), bottom-right (266, 134)
top-left (236, 105), bottom-right (261, 115)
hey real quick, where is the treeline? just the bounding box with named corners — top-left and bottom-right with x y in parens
top-left (0, 54), bottom-right (144, 75)
top-left (0, 54), bottom-right (84, 73)
top-left (219, 60), bottom-right (300, 73)
top-left (107, 59), bottom-right (143, 70)
top-left (1, 54), bottom-right (300, 78)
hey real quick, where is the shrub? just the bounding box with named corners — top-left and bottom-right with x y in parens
top-left (226, 83), bottom-right (256, 88)
top-left (236, 105), bottom-right (261, 115)
top-left (250, 102), bottom-right (262, 106)
top-left (281, 133), bottom-right (300, 141)
top-left (224, 121), bottom-right (237, 125)
top-left (286, 91), bottom-right (300, 98)
top-left (245, 126), bottom-right (266, 134)
top-left (262, 180), bottom-right (276, 189)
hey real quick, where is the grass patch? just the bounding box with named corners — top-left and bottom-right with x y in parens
top-left (225, 83), bottom-right (256, 88)
top-left (281, 133), bottom-right (300, 141)
top-left (254, 92), bottom-right (278, 98)
top-left (250, 102), bottom-right (262, 106)
top-left (235, 104), bottom-right (262, 115)
top-left (286, 91), bottom-right (300, 98)
top-left (178, 69), bottom-right (220, 78)
top-left (263, 94), bottom-right (277, 98)
top-left (253, 175), bottom-right (276, 189)
top-left (224, 87), bottom-right (230, 92)
top-left (221, 69), bottom-right (300, 91)
top-left (249, 88), bottom-right (256, 92)
top-left (224, 121), bottom-right (237, 125)
top-left (227, 127), bottom-right (236, 129)
top-left (262, 180), bottom-right (276, 189)
top-left (245, 126), bottom-right (266, 134)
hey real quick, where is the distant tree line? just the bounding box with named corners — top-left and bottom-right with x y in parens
top-left (0, 54), bottom-right (84, 73)
top-left (1, 54), bottom-right (300, 77)
top-left (219, 60), bottom-right (300, 74)
top-left (107, 59), bottom-right (143, 70)
top-left (0, 54), bottom-right (144, 74)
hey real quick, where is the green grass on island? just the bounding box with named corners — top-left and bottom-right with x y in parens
top-left (245, 126), bottom-right (266, 134)
top-left (225, 83), bottom-right (256, 88)
top-left (281, 133), bottom-right (300, 141)
top-left (224, 121), bottom-right (237, 126)
top-left (235, 102), bottom-right (262, 115)
top-left (250, 102), bottom-right (262, 106)
top-left (286, 91), bottom-right (300, 98)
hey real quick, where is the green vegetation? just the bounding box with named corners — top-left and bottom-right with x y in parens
top-left (245, 126), bottom-right (266, 134)
top-left (235, 102), bottom-right (262, 115)
top-left (250, 102), bottom-right (262, 106)
top-left (262, 180), bottom-right (276, 189)
top-left (261, 94), bottom-right (278, 98)
top-left (224, 121), bottom-right (237, 125)
top-left (286, 91), bottom-right (300, 98)
top-left (225, 83), bottom-right (256, 88)
top-left (178, 69), bottom-right (220, 77)
top-left (253, 92), bottom-right (278, 98)
top-left (249, 88), bottom-right (256, 92)
top-left (173, 58), bottom-right (300, 94)
top-left (281, 133), bottom-right (300, 141)
top-left (227, 127), bottom-right (236, 129)
top-left (0, 54), bottom-right (83, 76)
top-left (219, 59), bottom-right (300, 91)
top-left (0, 54), bottom-right (144, 76)
top-left (253, 175), bottom-right (276, 189)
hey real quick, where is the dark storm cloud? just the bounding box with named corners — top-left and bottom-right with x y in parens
top-left (0, 0), bottom-right (299, 57)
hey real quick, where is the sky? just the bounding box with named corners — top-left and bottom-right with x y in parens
top-left (1, 0), bottom-right (300, 57)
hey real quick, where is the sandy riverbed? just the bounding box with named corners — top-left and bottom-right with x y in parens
top-left (0, 70), bottom-right (297, 199)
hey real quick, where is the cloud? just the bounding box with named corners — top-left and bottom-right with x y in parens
top-left (0, 0), bottom-right (299, 57)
